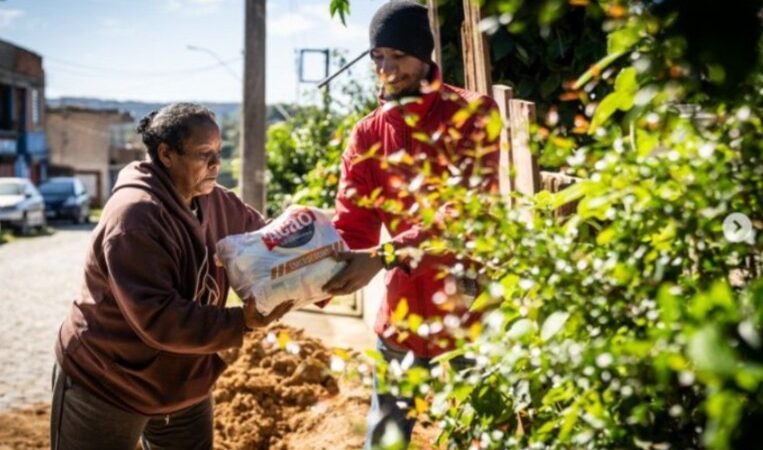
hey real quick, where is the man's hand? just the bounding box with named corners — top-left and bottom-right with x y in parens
top-left (322, 250), bottom-right (384, 296)
top-left (244, 298), bottom-right (294, 329)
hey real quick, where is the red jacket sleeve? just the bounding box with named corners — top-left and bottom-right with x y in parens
top-left (104, 229), bottom-right (246, 355)
top-left (332, 127), bottom-right (383, 250)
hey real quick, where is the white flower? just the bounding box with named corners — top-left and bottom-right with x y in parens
top-left (596, 353), bottom-right (614, 368)
top-left (698, 143), bottom-right (715, 158)
top-left (737, 106), bottom-right (751, 121)
top-left (330, 356), bottom-right (346, 372)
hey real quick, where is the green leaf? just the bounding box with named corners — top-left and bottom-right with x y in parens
top-left (486, 108), bottom-right (503, 142)
top-left (391, 298), bottom-right (409, 325)
top-left (596, 227), bottom-right (616, 245)
top-left (657, 284), bottom-right (681, 326)
top-left (635, 128), bottom-right (660, 157)
top-left (328, 0), bottom-right (350, 26)
top-left (431, 348), bottom-right (467, 364)
top-left (589, 68), bottom-right (638, 132)
top-left (607, 24), bottom-right (643, 55)
top-left (405, 366), bottom-right (430, 385)
top-left (689, 281), bottom-right (737, 321)
top-left (559, 400), bottom-right (580, 441)
top-left (541, 311), bottom-right (570, 341)
top-left (364, 349), bottom-right (385, 364)
top-left (551, 181), bottom-right (588, 209)
top-left (614, 67), bottom-right (638, 95)
top-left (542, 381), bottom-right (576, 405)
top-left (507, 319), bottom-right (535, 340)
top-left (688, 325), bottom-right (737, 375)
top-left (453, 384), bottom-right (475, 404)
top-left (589, 92), bottom-right (623, 132)
top-left (412, 132), bottom-right (431, 144)
top-left (452, 108), bottom-right (472, 128)
top-left (470, 290), bottom-right (498, 312)
top-left (408, 313), bottom-right (423, 332)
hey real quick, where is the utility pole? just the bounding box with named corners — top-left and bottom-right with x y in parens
top-left (242, 0), bottom-right (266, 213)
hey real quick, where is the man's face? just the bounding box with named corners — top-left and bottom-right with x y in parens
top-left (371, 47), bottom-right (430, 100)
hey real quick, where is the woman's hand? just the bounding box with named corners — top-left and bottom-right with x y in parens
top-left (244, 298), bottom-right (294, 329)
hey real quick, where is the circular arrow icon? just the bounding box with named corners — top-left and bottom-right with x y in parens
top-left (723, 213), bottom-right (753, 243)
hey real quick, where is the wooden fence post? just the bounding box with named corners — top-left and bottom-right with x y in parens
top-left (509, 99), bottom-right (540, 197)
top-left (491, 85), bottom-right (514, 203)
top-left (461, 0), bottom-right (492, 95)
top-left (427, 0), bottom-right (442, 67)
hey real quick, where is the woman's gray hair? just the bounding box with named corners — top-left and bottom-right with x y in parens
top-left (136, 103), bottom-right (217, 163)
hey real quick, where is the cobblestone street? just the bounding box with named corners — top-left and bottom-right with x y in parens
top-left (0, 224), bottom-right (94, 411)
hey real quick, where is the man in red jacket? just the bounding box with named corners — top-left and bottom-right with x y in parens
top-left (322, 1), bottom-right (499, 448)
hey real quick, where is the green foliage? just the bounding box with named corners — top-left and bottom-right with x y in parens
top-left (265, 106), bottom-right (336, 215)
top-left (241, 50), bottom-right (377, 216)
top-left (266, 106), bottom-right (370, 215)
top-left (330, 1), bottom-right (763, 449)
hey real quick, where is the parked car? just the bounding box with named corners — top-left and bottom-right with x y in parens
top-left (0, 177), bottom-right (47, 235)
top-left (39, 177), bottom-right (91, 224)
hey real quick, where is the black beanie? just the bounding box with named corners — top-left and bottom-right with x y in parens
top-left (369, 1), bottom-right (434, 63)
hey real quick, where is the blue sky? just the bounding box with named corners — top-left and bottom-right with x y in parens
top-left (0, 0), bottom-right (384, 104)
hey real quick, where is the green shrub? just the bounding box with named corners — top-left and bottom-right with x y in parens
top-left (265, 52), bottom-right (376, 216)
top-left (327, 1), bottom-right (763, 449)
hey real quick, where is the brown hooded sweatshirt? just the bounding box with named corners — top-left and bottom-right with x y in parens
top-left (55, 161), bottom-right (265, 415)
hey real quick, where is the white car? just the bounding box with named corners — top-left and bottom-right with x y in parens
top-left (0, 177), bottom-right (46, 235)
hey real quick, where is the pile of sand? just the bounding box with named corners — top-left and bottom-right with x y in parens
top-left (0, 404), bottom-right (49, 450)
top-left (213, 324), bottom-right (368, 450)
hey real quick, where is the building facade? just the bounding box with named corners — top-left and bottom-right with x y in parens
top-left (0, 40), bottom-right (48, 183)
top-left (46, 106), bottom-right (144, 207)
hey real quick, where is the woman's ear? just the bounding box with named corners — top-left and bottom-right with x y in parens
top-left (158, 143), bottom-right (173, 168)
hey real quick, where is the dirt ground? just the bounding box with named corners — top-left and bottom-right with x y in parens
top-left (0, 405), bottom-right (49, 450)
top-left (0, 325), bottom-right (440, 450)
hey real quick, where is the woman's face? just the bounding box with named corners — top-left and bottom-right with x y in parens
top-left (159, 120), bottom-right (222, 205)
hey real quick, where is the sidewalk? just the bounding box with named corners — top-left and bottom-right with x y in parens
top-left (281, 310), bottom-right (376, 351)
top-left (280, 270), bottom-right (385, 352)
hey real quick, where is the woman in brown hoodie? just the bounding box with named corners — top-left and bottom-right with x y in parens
top-left (50, 103), bottom-right (292, 450)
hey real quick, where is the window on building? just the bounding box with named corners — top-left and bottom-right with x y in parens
top-left (31, 89), bottom-right (40, 126)
top-left (0, 84), bottom-right (12, 131)
top-left (110, 123), bottom-right (135, 149)
top-left (109, 124), bottom-right (125, 148)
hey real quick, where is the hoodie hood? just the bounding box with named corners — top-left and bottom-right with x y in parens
top-left (113, 161), bottom-right (202, 234)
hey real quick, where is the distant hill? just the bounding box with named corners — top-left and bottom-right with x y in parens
top-left (46, 97), bottom-right (240, 122)
top-left (46, 97), bottom-right (289, 124)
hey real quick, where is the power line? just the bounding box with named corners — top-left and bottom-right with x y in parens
top-left (44, 56), bottom-right (243, 77)
top-left (186, 45), bottom-right (241, 81)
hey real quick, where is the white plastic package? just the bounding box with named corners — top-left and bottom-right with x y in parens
top-left (215, 205), bottom-right (347, 315)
